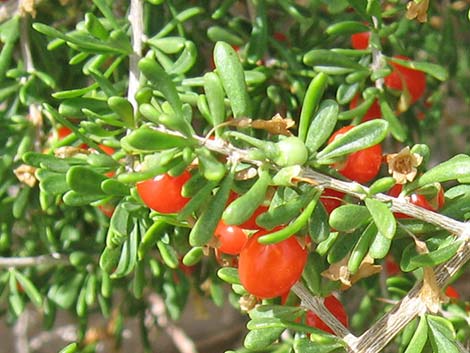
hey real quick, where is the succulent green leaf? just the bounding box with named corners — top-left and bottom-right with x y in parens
top-left (316, 120), bottom-right (388, 163)
top-left (365, 198), bottom-right (396, 239)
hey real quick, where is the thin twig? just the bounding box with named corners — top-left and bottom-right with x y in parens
top-left (0, 254), bottom-right (69, 268)
top-left (148, 293), bottom-right (199, 353)
top-left (20, 11), bottom-right (43, 153)
top-left (13, 310), bottom-right (30, 353)
top-left (127, 0), bottom-right (144, 112)
top-left (291, 283), bottom-right (357, 348)
top-left (350, 242), bottom-right (470, 353)
top-left (370, 16), bottom-right (385, 90)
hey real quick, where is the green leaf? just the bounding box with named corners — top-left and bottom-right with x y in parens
top-left (121, 127), bottom-right (191, 152)
top-left (38, 171), bottom-right (69, 195)
top-left (244, 328), bottom-right (284, 350)
top-left (368, 230), bottom-right (392, 259)
top-left (419, 154), bottom-right (470, 186)
top-left (293, 337), bottom-right (344, 353)
top-left (389, 57), bottom-right (448, 81)
top-left (409, 240), bottom-right (463, 268)
top-left (66, 166), bottom-right (107, 195)
top-left (304, 49), bottom-right (366, 70)
top-left (326, 21), bottom-right (370, 36)
top-left (63, 191), bottom-right (103, 206)
top-left (101, 179), bottom-right (130, 196)
top-left (427, 315), bottom-right (459, 353)
top-left (58, 343), bottom-right (78, 353)
top-left (109, 203), bottom-right (131, 245)
top-left (403, 315), bottom-right (428, 353)
top-left (249, 304), bottom-right (303, 320)
top-left (23, 152), bottom-right (69, 171)
top-left (157, 241), bottom-right (179, 269)
top-left (213, 41), bottom-right (252, 118)
top-left (217, 267), bottom-right (240, 284)
top-left (48, 273), bottom-right (84, 309)
top-left (316, 120), bottom-right (388, 163)
top-left (329, 205), bottom-right (371, 232)
top-left (14, 271), bottom-right (42, 308)
top-left (139, 56), bottom-right (183, 115)
top-left (365, 198), bottom-right (396, 239)
top-left (111, 224), bottom-right (138, 278)
top-left (378, 96), bottom-right (406, 142)
top-left (305, 100), bottom-right (339, 153)
top-left (348, 222), bottom-right (377, 273)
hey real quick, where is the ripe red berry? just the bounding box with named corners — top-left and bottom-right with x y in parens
top-left (328, 126), bottom-right (382, 184)
top-left (351, 31), bottom-right (370, 50)
top-left (445, 285), bottom-right (460, 300)
top-left (57, 126), bottom-right (72, 139)
top-left (238, 229), bottom-right (307, 299)
top-left (306, 295), bottom-right (348, 334)
top-left (99, 144), bottom-right (115, 156)
top-left (136, 171), bottom-right (191, 214)
top-left (214, 220), bottom-right (248, 255)
top-left (320, 188), bottom-right (345, 214)
top-left (384, 55), bottom-right (426, 104)
top-left (350, 94), bottom-right (382, 122)
top-left (98, 204), bottom-right (115, 218)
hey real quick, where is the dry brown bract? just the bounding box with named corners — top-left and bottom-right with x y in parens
top-left (406, 0), bottom-right (429, 23)
top-left (228, 114), bottom-right (295, 136)
top-left (321, 255), bottom-right (382, 290)
top-left (386, 146), bottom-right (423, 184)
top-left (14, 164), bottom-right (37, 187)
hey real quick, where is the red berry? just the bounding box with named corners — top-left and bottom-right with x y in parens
top-left (98, 204), bottom-right (115, 218)
top-left (350, 94), bottom-right (382, 122)
top-left (238, 229), bottom-right (307, 299)
top-left (320, 188), bottom-right (345, 214)
top-left (385, 256), bottom-right (400, 276)
top-left (351, 32), bottom-right (370, 50)
top-left (99, 144), bottom-right (115, 156)
top-left (384, 55), bottom-right (426, 104)
top-left (273, 32), bottom-right (288, 42)
top-left (57, 126), bottom-right (72, 139)
top-left (136, 171), bottom-right (191, 214)
top-left (445, 285), bottom-right (460, 300)
top-left (328, 126), bottom-right (382, 184)
top-left (214, 220), bottom-right (248, 255)
top-left (306, 295), bottom-right (348, 334)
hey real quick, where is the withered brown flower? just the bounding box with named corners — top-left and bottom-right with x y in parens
top-left (13, 164), bottom-right (37, 187)
top-left (406, 0), bottom-right (430, 23)
top-left (386, 147), bottom-right (423, 184)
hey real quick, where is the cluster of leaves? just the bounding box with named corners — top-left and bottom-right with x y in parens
top-left (1, 1), bottom-right (470, 353)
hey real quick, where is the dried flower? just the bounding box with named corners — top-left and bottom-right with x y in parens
top-left (321, 255), bottom-right (382, 290)
top-left (14, 164), bottom-right (37, 187)
top-left (406, 0), bottom-right (430, 23)
top-left (386, 147), bottom-right (423, 184)
top-left (54, 146), bottom-right (91, 158)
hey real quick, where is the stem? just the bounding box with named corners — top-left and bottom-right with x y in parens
top-left (20, 13), bottom-right (43, 153)
top-left (148, 293), bottom-right (199, 353)
top-left (128, 0), bottom-right (144, 112)
top-left (370, 16), bottom-right (385, 90)
top-left (0, 254), bottom-right (69, 268)
top-left (291, 283), bottom-right (356, 345)
top-left (351, 244), bottom-right (470, 353)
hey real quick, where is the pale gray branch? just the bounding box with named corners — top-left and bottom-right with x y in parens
top-left (127, 0), bottom-right (144, 112)
top-left (292, 283), bottom-right (357, 349)
top-left (148, 293), bottom-right (198, 353)
top-left (350, 243), bottom-right (470, 353)
top-left (0, 254), bottom-right (69, 268)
